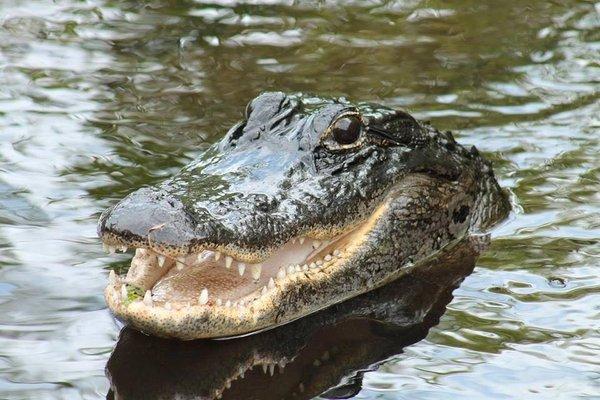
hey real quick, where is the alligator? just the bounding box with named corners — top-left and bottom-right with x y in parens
top-left (98, 91), bottom-right (510, 340)
top-left (106, 235), bottom-right (482, 400)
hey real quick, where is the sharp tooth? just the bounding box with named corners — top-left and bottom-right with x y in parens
top-left (108, 246), bottom-right (116, 254)
top-left (216, 298), bottom-right (222, 306)
top-left (120, 285), bottom-right (127, 300)
top-left (102, 243), bottom-right (109, 253)
top-left (302, 264), bottom-right (308, 271)
top-left (120, 246), bottom-right (127, 253)
top-left (268, 278), bottom-right (275, 289)
top-left (324, 254), bottom-right (332, 262)
top-left (294, 264), bottom-right (301, 273)
top-left (225, 381), bottom-right (231, 389)
top-left (312, 240), bottom-right (321, 249)
top-left (269, 364), bottom-right (275, 376)
top-left (277, 267), bottom-right (285, 279)
top-left (176, 261), bottom-right (184, 271)
top-left (251, 264), bottom-right (262, 280)
top-left (165, 302), bottom-right (172, 310)
top-left (287, 264), bottom-right (295, 274)
top-left (333, 249), bottom-right (341, 257)
top-left (238, 263), bottom-right (246, 276)
top-left (291, 237), bottom-right (296, 244)
top-left (261, 286), bottom-right (268, 295)
top-left (299, 383), bottom-right (305, 393)
top-left (137, 248), bottom-right (146, 256)
top-left (225, 300), bottom-right (232, 307)
top-left (277, 267), bottom-right (286, 279)
top-left (262, 364), bottom-right (268, 374)
top-left (313, 359), bottom-right (321, 367)
top-left (158, 255), bottom-right (166, 267)
top-left (109, 270), bottom-right (117, 284)
top-left (299, 237), bottom-right (305, 245)
top-left (199, 288), bottom-right (209, 305)
top-left (225, 256), bottom-right (233, 269)
top-left (143, 290), bottom-right (152, 306)
top-left (214, 251), bottom-right (221, 261)
top-left (316, 260), bottom-right (324, 266)
top-left (309, 262), bottom-right (317, 269)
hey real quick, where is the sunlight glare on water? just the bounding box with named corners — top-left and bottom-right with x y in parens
top-left (0, 0), bottom-right (598, 399)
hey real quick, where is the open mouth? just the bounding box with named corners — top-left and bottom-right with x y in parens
top-left (104, 220), bottom-right (372, 316)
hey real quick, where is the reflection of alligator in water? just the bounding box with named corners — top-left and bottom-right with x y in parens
top-left (106, 235), bottom-right (484, 399)
top-left (98, 92), bottom-right (509, 339)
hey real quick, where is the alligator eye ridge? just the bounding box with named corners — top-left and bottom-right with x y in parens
top-left (331, 115), bottom-right (362, 145)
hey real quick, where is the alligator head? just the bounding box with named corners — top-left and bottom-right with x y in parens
top-left (98, 92), bottom-right (510, 339)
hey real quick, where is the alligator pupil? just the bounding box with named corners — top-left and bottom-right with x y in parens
top-left (332, 116), bottom-right (361, 145)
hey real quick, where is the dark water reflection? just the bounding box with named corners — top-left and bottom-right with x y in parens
top-left (0, 0), bottom-right (598, 399)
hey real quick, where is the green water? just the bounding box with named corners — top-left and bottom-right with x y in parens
top-left (0, 1), bottom-right (598, 399)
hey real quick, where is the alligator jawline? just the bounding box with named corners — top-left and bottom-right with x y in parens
top-left (103, 203), bottom-right (387, 324)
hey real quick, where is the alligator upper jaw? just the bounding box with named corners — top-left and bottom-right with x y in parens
top-left (102, 207), bottom-right (382, 338)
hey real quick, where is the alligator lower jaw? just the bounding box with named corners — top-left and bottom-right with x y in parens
top-left (103, 204), bottom-right (388, 339)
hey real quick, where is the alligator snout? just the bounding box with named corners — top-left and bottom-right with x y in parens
top-left (98, 187), bottom-right (198, 252)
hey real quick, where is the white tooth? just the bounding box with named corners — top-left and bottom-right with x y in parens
top-left (199, 288), bottom-right (209, 305)
top-left (238, 263), bottom-right (246, 276)
top-left (108, 246), bottom-right (116, 254)
top-left (143, 290), bottom-right (152, 306)
top-left (309, 262), bottom-right (317, 269)
top-left (120, 285), bottom-right (127, 299)
top-left (322, 351), bottom-right (330, 361)
top-left (251, 264), bottom-right (262, 280)
top-left (291, 237), bottom-right (296, 244)
top-left (269, 364), bottom-right (275, 376)
top-left (295, 264), bottom-right (301, 273)
top-left (137, 248), bottom-right (146, 256)
top-left (225, 381), bottom-right (231, 389)
top-left (225, 300), bottom-right (232, 307)
top-left (165, 302), bottom-right (172, 310)
top-left (120, 246), bottom-right (127, 253)
top-left (176, 261), bottom-right (184, 271)
top-left (261, 286), bottom-right (268, 295)
top-left (214, 251), bottom-right (221, 261)
top-left (316, 260), bottom-right (323, 266)
top-left (313, 240), bottom-right (321, 249)
top-left (287, 264), bottom-right (295, 274)
top-left (262, 364), bottom-right (268, 374)
top-left (333, 249), bottom-right (341, 257)
top-left (239, 368), bottom-right (245, 378)
top-left (313, 359), bottom-right (321, 367)
top-left (109, 270), bottom-right (117, 284)
top-left (299, 237), bottom-right (305, 245)
top-left (102, 243), bottom-right (109, 253)
top-left (324, 254), bottom-right (332, 262)
top-left (302, 264), bottom-right (308, 271)
top-left (268, 277), bottom-right (276, 289)
top-left (158, 255), bottom-right (166, 267)
top-left (277, 267), bottom-right (286, 279)
top-left (225, 256), bottom-right (233, 269)
top-left (299, 383), bottom-right (305, 393)
top-left (216, 298), bottom-right (222, 306)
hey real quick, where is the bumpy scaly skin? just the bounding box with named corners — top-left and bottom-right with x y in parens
top-left (99, 92), bottom-right (510, 339)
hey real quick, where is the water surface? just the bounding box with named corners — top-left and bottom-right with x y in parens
top-left (0, 1), bottom-right (598, 399)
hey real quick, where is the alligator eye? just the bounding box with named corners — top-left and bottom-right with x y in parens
top-left (331, 116), bottom-right (362, 145)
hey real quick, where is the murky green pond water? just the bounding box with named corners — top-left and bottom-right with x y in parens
top-left (0, 1), bottom-right (598, 399)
